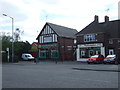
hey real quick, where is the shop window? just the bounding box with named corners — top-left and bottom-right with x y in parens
top-left (40, 49), bottom-right (46, 58)
top-left (95, 50), bottom-right (101, 55)
top-left (89, 50), bottom-right (94, 57)
top-left (109, 39), bottom-right (113, 44)
top-left (80, 49), bottom-right (88, 58)
top-left (81, 51), bottom-right (86, 58)
top-left (84, 34), bottom-right (96, 42)
top-left (51, 49), bottom-right (59, 58)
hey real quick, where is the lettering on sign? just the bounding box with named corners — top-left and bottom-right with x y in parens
top-left (79, 43), bottom-right (103, 48)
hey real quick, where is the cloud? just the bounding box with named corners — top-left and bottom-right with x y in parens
top-left (0, 0), bottom-right (119, 43)
top-left (0, 0), bottom-right (28, 22)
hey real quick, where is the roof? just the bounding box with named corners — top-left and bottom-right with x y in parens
top-left (47, 22), bottom-right (78, 38)
top-left (36, 22), bottom-right (78, 39)
top-left (76, 19), bottom-right (120, 39)
top-left (76, 21), bottom-right (105, 35)
top-left (100, 20), bottom-right (120, 38)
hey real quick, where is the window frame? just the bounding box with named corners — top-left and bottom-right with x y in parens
top-left (84, 34), bottom-right (96, 42)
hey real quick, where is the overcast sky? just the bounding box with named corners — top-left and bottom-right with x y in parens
top-left (0, 0), bottom-right (119, 43)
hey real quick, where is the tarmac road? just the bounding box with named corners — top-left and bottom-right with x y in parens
top-left (2, 61), bottom-right (119, 88)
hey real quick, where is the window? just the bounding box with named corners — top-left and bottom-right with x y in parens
top-left (74, 39), bottom-right (77, 44)
top-left (44, 36), bottom-right (52, 43)
top-left (40, 49), bottom-right (46, 58)
top-left (81, 50), bottom-right (85, 57)
top-left (84, 34), bottom-right (96, 42)
top-left (51, 49), bottom-right (59, 58)
top-left (67, 46), bottom-right (72, 50)
top-left (109, 49), bottom-right (114, 55)
top-left (109, 39), bottom-right (113, 44)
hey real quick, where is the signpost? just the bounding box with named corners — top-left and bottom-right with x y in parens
top-left (6, 48), bottom-right (9, 62)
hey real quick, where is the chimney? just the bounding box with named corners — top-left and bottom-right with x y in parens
top-left (105, 16), bottom-right (109, 23)
top-left (94, 15), bottom-right (99, 22)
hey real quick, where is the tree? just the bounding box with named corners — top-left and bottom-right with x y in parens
top-left (14, 28), bottom-right (24, 42)
top-left (23, 41), bottom-right (31, 53)
top-left (1, 32), bottom-right (12, 62)
top-left (1, 32), bottom-right (31, 62)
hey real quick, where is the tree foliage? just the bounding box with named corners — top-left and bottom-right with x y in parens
top-left (1, 33), bottom-right (31, 62)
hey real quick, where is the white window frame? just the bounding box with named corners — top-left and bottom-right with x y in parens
top-left (109, 49), bottom-right (114, 55)
top-left (84, 34), bottom-right (96, 42)
top-left (44, 36), bottom-right (52, 43)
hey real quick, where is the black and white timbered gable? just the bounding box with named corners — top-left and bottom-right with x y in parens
top-left (36, 22), bottom-right (78, 44)
top-left (37, 23), bottom-right (58, 44)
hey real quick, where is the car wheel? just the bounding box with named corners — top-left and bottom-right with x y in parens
top-left (87, 62), bottom-right (90, 64)
top-left (103, 62), bottom-right (106, 64)
top-left (115, 61), bottom-right (118, 65)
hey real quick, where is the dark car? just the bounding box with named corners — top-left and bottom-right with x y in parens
top-left (87, 54), bottom-right (104, 64)
top-left (103, 55), bottom-right (118, 64)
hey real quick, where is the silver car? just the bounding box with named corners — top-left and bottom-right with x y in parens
top-left (103, 55), bottom-right (117, 64)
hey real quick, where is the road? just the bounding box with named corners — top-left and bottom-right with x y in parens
top-left (2, 61), bottom-right (119, 88)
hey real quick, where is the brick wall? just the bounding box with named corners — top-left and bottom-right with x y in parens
top-left (58, 37), bottom-right (75, 61)
top-left (77, 33), bottom-right (106, 44)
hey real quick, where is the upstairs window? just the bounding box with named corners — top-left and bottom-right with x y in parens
top-left (44, 36), bottom-right (52, 43)
top-left (74, 39), bottom-right (77, 44)
top-left (84, 34), bottom-right (96, 42)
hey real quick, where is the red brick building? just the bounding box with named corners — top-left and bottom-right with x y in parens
top-left (36, 22), bottom-right (78, 61)
top-left (30, 42), bottom-right (38, 58)
top-left (76, 15), bottom-right (120, 62)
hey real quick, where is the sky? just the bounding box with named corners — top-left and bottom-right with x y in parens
top-left (0, 0), bottom-right (119, 44)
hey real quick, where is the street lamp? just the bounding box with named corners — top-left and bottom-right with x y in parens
top-left (3, 14), bottom-right (14, 62)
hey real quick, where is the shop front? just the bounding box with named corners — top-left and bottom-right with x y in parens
top-left (77, 43), bottom-right (105, 61)
top-left (38, 43), bottom-right (59, 60)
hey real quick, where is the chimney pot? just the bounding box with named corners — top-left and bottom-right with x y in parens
top-left (94, 15), bottom-right (99, 22)
top-left (105, 16), bottom-right (109, 23)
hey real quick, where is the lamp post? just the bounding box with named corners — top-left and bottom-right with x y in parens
top-left (3, 14), bottom-right (14, 62)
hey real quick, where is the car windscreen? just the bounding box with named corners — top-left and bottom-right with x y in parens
top-left (25, 55), bottom-right (31, 57)
top-left (106, 55), bottom-right (116, 58)
top-left (91, 55), bottom-right (98, 58)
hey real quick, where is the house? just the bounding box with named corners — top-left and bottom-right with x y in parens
top-left (76, 15), bottom-right (120, 62)
top-left (30, 42), bottom-right (39, 58)
top-left (36, 22), bottom-right (78, 61)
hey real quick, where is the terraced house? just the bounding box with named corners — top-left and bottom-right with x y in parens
top-left (36, 22), bottom-right (78, 61)
top-left (76, 15), bottom-right (120, 62)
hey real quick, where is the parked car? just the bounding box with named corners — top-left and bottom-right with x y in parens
top-left (103, 55), bottom-right (118, 64)
top-left (21, 53), bottom-right (35, 61)
top-left (87, 54), bottom-right (104, 64)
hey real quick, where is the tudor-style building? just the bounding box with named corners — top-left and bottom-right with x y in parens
top-left (76, 15), bottom-right (120, 62)
top-left (36, 22), bottom-right (78, 61)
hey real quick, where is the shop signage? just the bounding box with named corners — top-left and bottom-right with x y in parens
top-left (39, 44), bottom-right (58, 48)
top-left (79, 43), bottom-right (103, 48)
